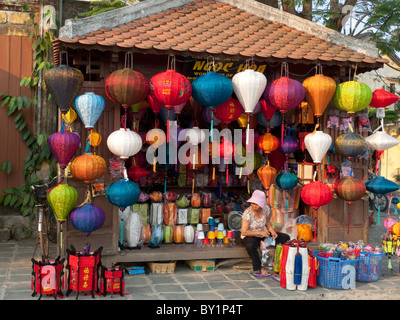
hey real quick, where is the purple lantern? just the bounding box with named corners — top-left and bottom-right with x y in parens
top-left (48, 130), bottom-right (81, 169)
top-left (69, 203), bottom-right (105, 235)
top-left (202, 106), bottom-right (221, 126)
top-left (279, 135), bottom-right (299, 155)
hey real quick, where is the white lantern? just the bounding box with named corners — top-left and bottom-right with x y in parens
top-left (304, 130), bottom-right (332, 164)
top-left (185, 126), bottom-right (206, 145)
top-left (184, 224), bottom-right (195, 243)
top-left (107, 128), bottom-right (142, 159)
top-left (365, 130), bottom-right (400, 151)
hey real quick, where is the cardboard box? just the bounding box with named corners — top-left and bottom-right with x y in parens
top-left (186, 260), bottom-right (215, 272)
top-left (147, 261), bottom-right (176, 274)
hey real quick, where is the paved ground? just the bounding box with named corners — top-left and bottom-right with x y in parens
top-left (1, 205), bottom-right (400, 302)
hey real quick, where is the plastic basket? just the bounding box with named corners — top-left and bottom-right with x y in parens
top-left (356, 251), bottom-right (384, 282)
top-left (314, 250), bottom-right (359, 290)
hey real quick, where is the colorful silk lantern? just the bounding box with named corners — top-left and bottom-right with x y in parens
top-left (44, 64), bottom-right (84, 114)
top-left (334, 176), bottom-right (366, 234)
top-left (333, 81), bottom-right (372, 114)
top-left (370, 88), bottom-right (399, 109)
top-left (47, 183), bottom-right (78, 222)
top-left (62, 108), bottom-right (78, 125)
top-left (202, 106), bottom-right (221, 126)
top-left (302, 73), bottom-right (336, 117)
top-left (107, 128), bottom-right (142, 160)
top-left (214, 98), bottom-right (243, 124)
top-left (276, 172), bottom-right (298, 191)
top-left (70, 153), bottom-right (107, 185)
top-left (69, 203), bottom-right (105, 236)
top-left (335, 132), bottom-right (367, 159)
top-left (88, 130), bottom-right (102, 148)
top-left (258, 133), bottom-right (279, 154)
top-left (106, 178), bottom-right (140, 210)
top-left (48, 130), bottom-right (80, 169)
top-left (237, 113), bottom-right (257, 129)
top-left (280, 135), bottom-right (299, 155)
top-left (147, 94), bottom-right (163, 116)
top-left (260, 99), bottom-right (276, 121)
top-left (74, 92), bottom-right (105, 130)
top-left (304, 129), bottom-right (332, 164)
top-left (150, 69), bottom-right (192, 142)
top-left (127, 165), bottom-right (150, 182)
top-left (232, 69), bottom-right (267, 145)
top-left (105, 68), bottom-right (149, 109)
top-left (173, 102), bottom-right (186, 115)
top-left (257, 162), bottom-right (277, 191)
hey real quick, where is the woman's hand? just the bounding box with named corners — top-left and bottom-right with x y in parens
top-left (260, 230), bottom-right (270, 238)
top-left (269, 229), bottom-right (278, 239)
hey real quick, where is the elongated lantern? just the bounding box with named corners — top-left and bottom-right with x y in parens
top-left (44, 64), bottom-right (84, 114)
top-left (105, 68), bottom-right (149, 109)
top-left (335, 132), bottom-right (366, 159)
top-left (74, 92), bottom-right (105, 130)
top-left (106, 178), bottom-right (140, 210)
top-left (302, 74), bottom-right (336, 117)
top-left (69, 203), bottom-right (105, 236)
top-left (334, 176), bottom-right (366, 234)
top-left (333, 81), bottom-right (372, 114)
top-left (70, 153), bottom-right (106, 185)
top-left (107, 128), bottom-right (142, 160)
top-left (257, 163), bottom-right (277, 191)
top-left (48, 130), bottom-right (80, 169)
top-left (304, 130), bottom-right (332, 164)
top-left (232, 69), bottom-right (267, 145)
top-left (47, 183), bottom-right (78, 222)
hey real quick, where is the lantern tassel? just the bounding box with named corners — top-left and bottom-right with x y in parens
top-left (377, 205), bottom-right (381, 225)
top-left (192, 177), bottom-right (195, 195)
top-left (347, 203), bottom-right (352, 235)
top-left (153, 156), bottom-right (156, 173)
top-left (210, 111), bottom-right (214, 142)
top-left (167, 109), bottom-right (170, 143)
top-left (239, 166), bottom-right (243, 179)
top-left (246, 114), bottom-right (250, 146)
top-left (120, 219), bottom-right (124, 246)
top-left (226, 166), bottom-right (229, 184)
top-left (212, 166), bottom-right (215, 180)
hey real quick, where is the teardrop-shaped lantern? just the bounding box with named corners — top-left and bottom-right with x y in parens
top-left (260, 99), bottom-right (276, 121)
top-left (192, 71), bottom-right (233, 109)
top-left (257, 163), bottom-right (277, 191)
top-left (105, 68), bottom-right (149, 108)
top-left (370, 88), bottom-right (399, 109)
top-left (147, 94), bottom-right (163, 115)
top-left (301, 181), bottom-right (333, 210)
top-left (335, 132), bottom-right (367, 159)
top-left (304, 130), bottom-right (332, 164)
top-left (74, 92), bottom-right (105, 130)
top-left (106, 178), bottom-right (140, 210)
top-left (214, 97), bottom-right (243, 124)
top-left (263, 77), bottom-right (305, 114)
top-left (107, 128), bottom-right (143, 160)
top-left (127, 165), bottom-right (150, 182)
top-left (69, 203), bottom-right (105, 235)
top-left (47, 183), bottom-right (78, 222)
top-left (302, 74), bottom-right (336, 117)
top-left (70, 153), bottom-right (107, 185)
top-left (333, 81), bottom-right (372, 114)
top-left (48, 130), bottom-right (80, 169)
top-left (258, 133), bottom-right (279, 154)
top-left (44, 65), bottom-right (84, 114)
top-left (276, 172), bottom-right (298, 190)
top-left (365, 176), bottom-right (399, 196)
top-left (279, 135), bottom-right (299, 155)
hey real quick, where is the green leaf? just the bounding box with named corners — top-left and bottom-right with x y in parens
top-left (6, 161), bottom-right (11, 174)
top-left (9, 196), bottom-right (18, 207)
top-left (22, 193), bottom-right (30, 207)
top-left (14, 113), bottom-right (23, 124)
top-left (26, 136), bottom-right (35, 146)
top-left (3, 195), bottom-right (12, 206)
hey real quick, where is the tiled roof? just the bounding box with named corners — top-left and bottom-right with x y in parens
top-left (54, 0), bottom-right (387, 69)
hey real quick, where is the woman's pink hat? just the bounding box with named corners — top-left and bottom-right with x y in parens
top-left (247, 190), bottom-right (266, 210)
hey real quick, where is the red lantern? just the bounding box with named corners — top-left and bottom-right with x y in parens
top-left (127, 165), bottom-right (150, 182)
top-left (260, 99), bottom-right (276, 121)
top-left (370, 89), bottom-right (399, 109)
top-left (258, 133), bottom-right (279, 154)
top-left (219, 138), bottom-right (237, 184)
top-left (214, 98), bottom-right (243, 124)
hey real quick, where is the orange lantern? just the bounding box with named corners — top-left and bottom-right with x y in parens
top-left (258, 133), bottom-right (279, 154)
top-left (302, 72), bottom-right (336, 118)
top-left (70, 153), bottom-right (107, 184)
top-left (257, 162), bottom-right (277, 191)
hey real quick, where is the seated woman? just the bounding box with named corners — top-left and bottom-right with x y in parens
top-left (241, 190), bottom-right (290, 276)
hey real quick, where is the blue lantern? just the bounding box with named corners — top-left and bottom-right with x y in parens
top-left (276, 172), bottom-right (298, 191)
top-left (106, 179), bottom-right (140, 210)
top-left (392, 197), bottom-right (400, 215)
top-left (365, 176), bottom-right (399, 225)
top-left (69, 203), bottom-right (105, 235)
top-left (191, 71), bottom-right (233, 141)
top-left (74, 92), bottom-right (105, 129)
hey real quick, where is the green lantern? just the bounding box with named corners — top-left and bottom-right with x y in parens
top-left (47, 183), bottom-right (78, 222)
top-left (333, 81), bottom-right (372, 114)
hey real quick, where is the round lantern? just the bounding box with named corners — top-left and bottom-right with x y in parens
top-left (44, 64), bottom-right (84, 114)
top-left (105, 68), bottom-right (149, 109)
top-left (333, 81), bottom-right (372, 114)
top-left (70, 153), bottom-right (107, 185)
top-left (384, 218), bottom-right (397, 230)
top-left (214, 98), bottom-right (243, 124)
top-left (335, 132), bottom-right (366, 159)
top-left (127, 165), bottom-right (150, 182)
top-left (106, 178), bottom-right (140, 210)
top-left (263, 77), bottom-right (305, 114)
top-left (258, 133), bottom-right (279, 154)
top-left (279, 135), bottom-right (299, 155)
top-left (301, 181), bottom-right (333, 209)
top-left (276, 172), bottom-right (298, 190)
top-left (370, 88), bottom-right (399, 109)
top-left (302, 74), bottom-right (336, 117)
top-left (334, 176), bottom-right (366, 234)
top-left (74, 92), bottom-right (105, 129)
top-left (391, 223), bottom-right (400, 236)
top-left (48, 130), bottom-right (80, 169)
top-left (257, 163), bottom-right (277, 191)
top-left (304, 130), bottom-right (332, 164)
top-left (47, 183), bottom-right (78, 222)
top-left (69, 203), bottom-right (105, 236)
top-left (107, 128), bottom-right (142, 160)
top-left (88, 130), bottom-right (102, 148)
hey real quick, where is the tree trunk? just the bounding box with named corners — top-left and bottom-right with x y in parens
top-left (282, 0), bottom-right (297, 15)
top-left (329, 0), bottom-right (357, 32)
top-left (301, 0), bottom-right (313, 21)
top-left (255, 0), bottom-right (279, 8)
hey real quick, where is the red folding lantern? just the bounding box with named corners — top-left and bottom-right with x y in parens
top-left (214, 98), bottom-right (243, 124)
top-left (150, 67), bottom-right (191, 142)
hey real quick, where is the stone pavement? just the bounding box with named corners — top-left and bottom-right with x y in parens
top-left (1, 206), bottom-right (400, 301)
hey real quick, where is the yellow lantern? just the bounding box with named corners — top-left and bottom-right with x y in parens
top-left (47, 184), bottom-right (78, 222)
top-left (333, 81), bottom-right (372, 114)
